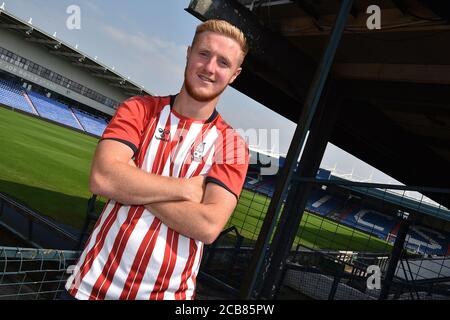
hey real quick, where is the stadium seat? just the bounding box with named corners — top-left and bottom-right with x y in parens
top-left (0, 79), bottom-right (35, 114)
top-left (27, 91), bottom-right (83, 130)
top-left (72, 108), bottom-right (108, 136)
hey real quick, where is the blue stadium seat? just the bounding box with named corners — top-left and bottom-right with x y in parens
top-left (0, 79), bottom-right (34, 114)
top-left (72, 108), bottom-right (108, 136)
top-left (342, 209), bottom-right (397, 239)
top-left (405, 226), bottom-right (450, 256)
top-left (28, 92), bottom-right (83, 130)
top-left (306, 190), bottom-right (344, 216)
top-left (243, 170), bottom-right (450, 255)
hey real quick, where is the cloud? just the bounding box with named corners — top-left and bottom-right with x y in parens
top-left (99, 24), bottom-right (187, 93)
top-left (79, 0), bottom-right (102, 15)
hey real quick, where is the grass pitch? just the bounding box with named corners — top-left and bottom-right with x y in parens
top-left (0, 106), bottom-right (105, 229)
top-left (0, 106), bottom-right (392, 252)
top-left (227, 189), bottom-right (392, 253)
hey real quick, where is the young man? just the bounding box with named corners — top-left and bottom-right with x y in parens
top-left (64, 19), bottom-right (249, 300)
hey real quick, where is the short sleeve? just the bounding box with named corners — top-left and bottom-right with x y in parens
top-left (101, 96), bottom-right (150, 155)
top-left (205, 130), bottom-right (249, 199)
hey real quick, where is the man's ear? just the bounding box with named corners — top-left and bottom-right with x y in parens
top-left (187, 46), bottom-right (191, 60)
top-left (229, 67), bottom-right (242, 84)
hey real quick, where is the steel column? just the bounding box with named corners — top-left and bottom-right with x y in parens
top-left (239, 0), bottom-right (354, 299)
top-left (379, 211), bottom-right (411, 300)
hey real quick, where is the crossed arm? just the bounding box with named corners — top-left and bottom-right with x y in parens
top-left (89, 139), bottom-right (237, 244)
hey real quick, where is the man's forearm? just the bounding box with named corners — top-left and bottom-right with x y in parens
top-left (91, 160), bottom-right (190, 205)
top-left (145, 201), bottom-right (219, 244)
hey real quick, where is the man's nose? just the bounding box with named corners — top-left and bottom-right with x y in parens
top-left (203, 57), bottom-right (216, 74)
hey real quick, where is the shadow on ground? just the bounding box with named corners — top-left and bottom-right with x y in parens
top-left (0, 179), bottom-right (106, 230)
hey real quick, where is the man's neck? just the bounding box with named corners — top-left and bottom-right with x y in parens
top-left (172, 86), bottom-right (219, 121)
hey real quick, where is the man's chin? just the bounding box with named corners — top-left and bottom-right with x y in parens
top-left (186, 88), bottom-right (223, 102)
top-left (190, 93), bottom-right (216, 102)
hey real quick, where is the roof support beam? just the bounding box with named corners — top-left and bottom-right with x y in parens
top-left (48, 50), bottom-right (84, 58)
top-left (109, 83), bottom-right (141, 91)
top-left (340, 79), bottom-right (450, 107)
top-left (335, 63), bottom-right (450, 85)
top-left (91, 73), bottom-right (123, 81)
top-left (25, 37), bottom-right (59, 45)
top-left (72, 62), bottom-right (108, 71)
top-left (296, 0), bottom-right (321, 20)
top-left (243, 0), bottom-right (293, 10)
top-left (124, 91), bottom-right (141, 96)
top-left (0, 23), bottom-right (29, 30)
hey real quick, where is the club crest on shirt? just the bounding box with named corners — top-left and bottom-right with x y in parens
top-left (192, 142), bottom-right (206, 162)
top-left (155, 128), bottom-right (170, 142)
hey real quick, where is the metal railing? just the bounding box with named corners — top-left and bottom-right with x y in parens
top-left (0, 246), bottom-right (79, 300)
top-left (202, 177), bottom-right (450, 300)
top-left (0, 192), bottom-right (79, 250)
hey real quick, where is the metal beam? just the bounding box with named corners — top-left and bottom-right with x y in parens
top-left (124, 91), bottom-right (140, 97)
top-left (373, 100), bottom-right (450, 115)
top-left (72, 62), bottom-right (108, 71)
top-left (296, 0), bottom-right (321, 20)
top-left (340, 80), bottom-right (450, 109)
top-left (273, 7), bottom-right (450, 37)
top-left (48, 50), bottom-right (84, 58)
top-left (334, 63), bottom-right (450, 85)
top-left (91, 73), bottom-right (123, 81)
top-left (25, 37), bottom-right (59, 45)
top-left (109, 83), bottom-right (141, 91)
top-left (260, 81), bottom-right (342, 299)
top-left (243, 0), bottom-right (293, 10)
top-left (0, 23), bottom-right (29, 30)
top-left (239, 0), bottom-right (353, 299)
top-left (292, 177), bottom-right (450, 194)
top-left (379, 211), bottom-right (411, 300)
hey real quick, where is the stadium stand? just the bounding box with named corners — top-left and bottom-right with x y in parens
top-left (1, 74), bottom-right (110, 137)
top-left (27, 91), bottom-right (83, 130)
top-left (0, 79), bottom-right (35, 114)
top-left (405, 226), bottom-right (450, 256)
top-left (341, 209), bottom-right (397, 239)
top-left (306, 190), bottom-right (343, 216)
top-left (244, 174), bottom-right (276, 197)
top-left (72, 108), bottom-right (108, 136)
top-left (243, 174), bottom-right (450, 256)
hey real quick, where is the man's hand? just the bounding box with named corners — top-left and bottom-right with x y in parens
top-left (127, 159), bottom-right (205, 203)
top-left (145, 183), bottom-right (237, 244)
top-left (90, 139), bottom-right (206, 205)
top-left (185, 175), bottom-right (206, 203)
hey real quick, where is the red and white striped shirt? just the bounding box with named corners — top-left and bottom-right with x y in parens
top-left (66, 95), bottom-right (249, 300)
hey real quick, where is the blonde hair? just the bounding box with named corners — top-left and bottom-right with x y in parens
top-left (192, 19), bottom-right (248, 63)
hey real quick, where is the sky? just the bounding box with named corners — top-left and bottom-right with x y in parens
top-left (1, 0), bottom-right (403, 185)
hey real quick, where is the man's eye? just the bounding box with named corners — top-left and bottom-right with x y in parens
top-left (219, 60), bottom-right (229, 67)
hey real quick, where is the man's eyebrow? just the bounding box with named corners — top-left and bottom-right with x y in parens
top-left (218, 55), bottom-right (231, 65)
top-left (197, 46), bottom-right (232, 65)
top-left (197, 45), bottom-right (210, 52)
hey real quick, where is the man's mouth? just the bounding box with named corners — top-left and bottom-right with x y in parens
top-left (198, 74), bottom-right (214, 83)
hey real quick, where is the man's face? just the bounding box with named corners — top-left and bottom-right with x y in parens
top-left (184, 31), bottom-right (242, 102)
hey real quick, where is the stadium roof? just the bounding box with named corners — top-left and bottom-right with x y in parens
top-left (329, 176), bottom-right (450, 222)
top-left (187, 0), bottom-right (450, 210)
top-left (0, 6), bottom-right (152, 98)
